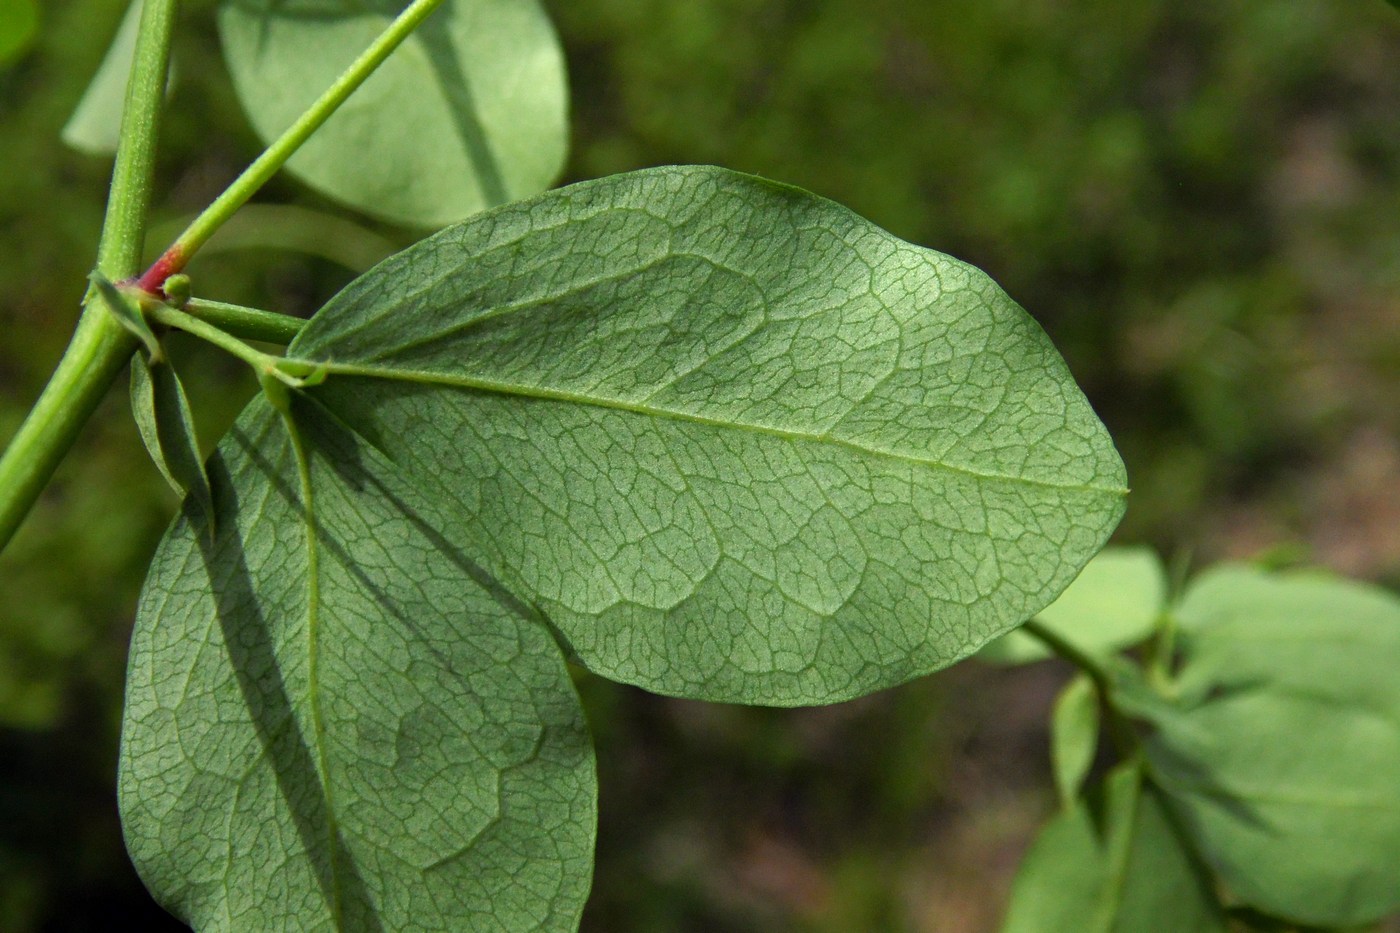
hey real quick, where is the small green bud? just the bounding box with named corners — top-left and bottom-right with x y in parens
top-left (163, 274), bottom-right (192, 307)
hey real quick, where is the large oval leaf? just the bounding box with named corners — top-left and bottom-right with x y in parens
top-left (1145, 565), bottom-right (1400, 926)
top-left (124, 165), bottom-right (1123, 926)
top-left (218, 0), bottom-right (568, 227)
top-left (120, 406), bottom-right (596, 931)
top-left (283, 165), bottom-right (1126, 704)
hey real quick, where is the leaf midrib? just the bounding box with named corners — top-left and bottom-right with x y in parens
top-left (297, 360), bottom-right (1129, 496)
top-left (282, 407), bottom-right (346, 927)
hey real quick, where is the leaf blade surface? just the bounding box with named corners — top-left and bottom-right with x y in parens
top-left (120, 398), bottom-right (596, 931)
top-left (1145, 565), bottom-right (1400, 926)
top-left (1001, 763), bottom-right (1226, 933)
top-left (979, 546), bottom-right (1165, 664)
top-left (125, 165), bottom-right (1124, 925)
top-left (290, 165), bottom-right (1128, 704)
top-left (217, 0), bottom-right (568, 227)
top-left (1051, 674), bottom-right (1099, 807)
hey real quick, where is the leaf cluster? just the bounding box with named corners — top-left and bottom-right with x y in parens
top-left (994, 552), bottom-right (1400, 931)
top-left (8, 0), bottom-right (1395, 929)
top-left (47, 0), bottom-right (1130, 928)
top-left (121, 162), bottom-right (1125, 929)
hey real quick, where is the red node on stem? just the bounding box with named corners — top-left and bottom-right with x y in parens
top-left (134, 246), bottom-right (188, 297)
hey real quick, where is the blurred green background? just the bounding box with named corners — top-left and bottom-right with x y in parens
top-left (2, 0), bottom-right (1398, 929)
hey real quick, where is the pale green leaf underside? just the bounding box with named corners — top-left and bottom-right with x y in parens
top-left (217, 0), bottom-right (568, 227)
top-left (124, 165), bottom-right (1123, 928)
top-left (284, 165), bottom-right (1127, 703)
top-left (1050, 674), bottom-right (1098, 807)
top-left (1001, 764), bottom-right (1224, 933)
top-left (62, 0), bottom-right (144, 155)
top-left (1173, 564), bottom-right (1400, 711)
top-left (979, 546), bottom-right (1165, 664)
top-left (129, 356), bottom-right (216, 533)
top-left (1145, 565), bottom-right (1400, 927)
top-left (120, 406), bottom-right (596, 931)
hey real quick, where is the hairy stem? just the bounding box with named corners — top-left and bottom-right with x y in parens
top-left (97, 0), bottom-right (179, 277)
top-left (138, 0), bottom-right (448, 292)
top-left (0, 0), bottom-right (178, 553)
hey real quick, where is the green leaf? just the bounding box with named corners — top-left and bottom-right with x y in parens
top-left (217, 0), bottom-right (569, 228)
top-left (287, 165), bottom-right (1128, 703)
top-left (91, 272), bottom-right (161, 360)
top-left (124, 166), bottom-right (1122, 924)
top-left (1143, 565), bottom-right (1400, 927)
top-left (1172, 564), bottom-right (1400, 711)
top-left (1001, 763), bottom-right (1226, 933)
top-left (62, 0), bottom-right (143, 155)
top-left (129, 355), bottom-right (216, 535)
top-left (979, 546), bottom-right (1165, 664)
top-left (1050, 674), bottom-right (1098, 807)
top-left (120, 399), bottom-right (597, 931)
top-left (0, 0), bottom-right (38, 65)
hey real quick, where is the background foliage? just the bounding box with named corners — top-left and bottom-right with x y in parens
top-left (1, 0), bottom-right (1398, 929)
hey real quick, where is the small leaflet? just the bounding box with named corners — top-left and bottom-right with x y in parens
top-left (128, 348), bottom-right (217, 538)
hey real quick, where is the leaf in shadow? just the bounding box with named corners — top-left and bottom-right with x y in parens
top-left (120, 402), bottom-right (595, 931)
top-left (130, 355), bottom-right (218, 537)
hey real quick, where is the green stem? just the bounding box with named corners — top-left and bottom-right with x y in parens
top-left (1021, 619), bottom-right (1112, 693)
top-left (138, 0), bottom-right (448, 292)
top-left (1021, 619), bottom-right (1140, 757)
top-left (1094, 760), bottom-right (1145, 929)
top-left (1145, 610), bottom-right (1178, 693)
top-left (98, 0), bottom-right (179, 278)
top-left (0, 315), bottom-right (139, 550)
top-left (148, 305), bottom-right (284, 375)
top-left (0, 0), bottom-right (178, 553)
top-left (185, 298), bottom-right (305, 345)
